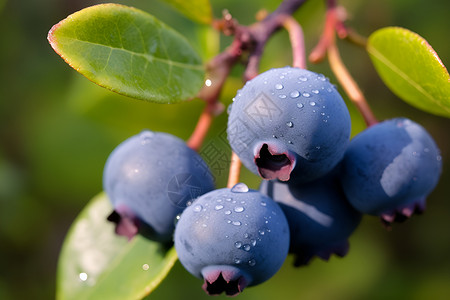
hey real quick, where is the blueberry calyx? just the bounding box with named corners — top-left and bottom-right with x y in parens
top-left (107, 209), bottom-right (140, 241)
top-left (293, 240), bottom-right (350, 267)
top-left (254, 143), bottom-right (296, 181)
top-left (380, 197), bottom-right (426, 227)
top-left (201, 265), bottom-right (250, 296)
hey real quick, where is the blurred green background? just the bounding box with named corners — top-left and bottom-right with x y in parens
top-left (0, 0), bottom-right (449, 299)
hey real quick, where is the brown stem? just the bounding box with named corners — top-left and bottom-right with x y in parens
top-left (309, 6), bottom-right (338, 64)
top-left (187, 106), bottom-right (214, 151)
top-left (327, 42), bottom-right (378, 127)
top-left (282, 15), bottom-right (306, 69)
top-left (227, 152), bottom-right (242, 188)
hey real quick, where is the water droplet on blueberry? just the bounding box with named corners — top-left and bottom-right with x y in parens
top-left (231, 183), bottom-right (249, 193)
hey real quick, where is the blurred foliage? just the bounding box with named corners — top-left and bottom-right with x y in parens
top-left (0, 0), bottom-right (449, 299)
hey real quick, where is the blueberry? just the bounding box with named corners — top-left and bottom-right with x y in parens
top-left (174, 183), bottom-right (290, 296)
top-left (340, 118), bottom-right (442, 224)
top-left (103, 130), bottom-right (215, 242)
top-left (259, 171), bottom-right (362, 266)
top-left (227, 66), bottom-right (351, 183)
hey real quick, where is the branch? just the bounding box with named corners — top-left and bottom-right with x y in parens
top-left (188, 0), bottom-right (311, 178)
top-left (227, 152), bottom-right (242, 188)
top-left (327, 43), bottom-right (377, 126)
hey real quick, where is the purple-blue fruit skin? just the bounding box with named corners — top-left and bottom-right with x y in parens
top-left (174, 184), bottom-right (290, 295)
top-left (340, 118), bottom-right (442, 220)
top-left (260, 173), bottom-right (362, 266)
top-left (227, 66), bottom-right (351, 183)
top-left (103, 130), bottom-right (215, 242)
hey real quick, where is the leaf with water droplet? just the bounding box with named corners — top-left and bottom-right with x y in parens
top-left (367, 27), bottom-right (450, 117)
top-left (48, 4), bottom-right (204, 104)
top-left (56, 193), bottom-right (178, 300)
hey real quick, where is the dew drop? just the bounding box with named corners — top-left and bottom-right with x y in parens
top-left (201, 223), bottom-right (207, 228)
top-left (248, 259), bottom-right (256, 266)
top-left (317, 74), bottom-right (326, 81)
top-left (251, 239), bottom-right (257, 246)
top-left (309, 101), bottom-right (316, 106)
top-left (234, 258), bottom-right (242, 264)
top-left (302, 92), bottom-right (311, 98)
top-left (275, 83), bottom-right (284, 90)
top-left (205, 79), bottom-right (212, 86)
top-left (312, 89), bottom-right (319, 94)
top-left (260, 201), bottom-right (267, 207)
top-left (286, 121), bottom-right (294, 128)
top-left (290, 90), bottom-right (300, 98)
top-left (258, 229), bottom-right (265, 235)
top-left (297, 103), bottom-right (304, 108)
top-left (225, 210), bottom-right (232, 215)
top-left (278, 94), bottom-right (287, 99)
top-left (226, 198), bottom-right (232, 202)
top-left (299, 76), bottom-right (308, 82)
top-left (174, 214), bottom-right (181, 226)
top-left (215, 205), bottom-right (224, 211)
top-left (234, 206), bottom-right (245, 213)
top-left (79, 273), bottom-right (88, 282)
top-left (280, 75), bottom-right (285, 79)
top-left (288, 141), bottom-right (293, 144)
top-left (193, 205), bottom-right (202, 212)
top-left (244, 233), bottom-right (249, 238)
top-left (232, 221), bottom-right (242, 226)
top-left (235, 241), bottom-right (242, 248)
top-left (231, 183), bottom-right (249, 193)
top-left (316, 146), bottom-right (321, 150)
top-left (142, 264), bottom-right (150, 271)
top-left (243, 244), bottom-right (251, 251)
top-left (140, 131), bottom-right (154, 144)
top-left (321, 112), bottom-right (325, 116)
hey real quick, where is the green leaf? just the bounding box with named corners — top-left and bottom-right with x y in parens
top-left (160, 0), bottom-right (213, 24)
top-left (367, 27), bottom-right (450, 117)
top-left (48, 4), bottom-right (205, 103)
top-left (56, 193), bottom-right (178, 300)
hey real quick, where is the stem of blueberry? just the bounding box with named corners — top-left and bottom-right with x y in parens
top-left (227, 152), bottom-right (242, 188)
top-left (309, 0), bottom-right (378, 127)
top-left (327, 43), bottom-right (378, 127)
top-left (282, 15), bottom-right (307, 69)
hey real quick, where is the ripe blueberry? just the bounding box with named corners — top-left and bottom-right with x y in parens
top-left (174, 183), bottom-right (290, 296)
top-left (340, 118), bottom-right (442, 224)
top-left (103, 130), bottom-right (215, 242)
top-left (227, 66), bottom-right (351, 183)
top-left (259, 172), bottom-right (362, 266)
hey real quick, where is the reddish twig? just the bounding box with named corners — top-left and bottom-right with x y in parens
top-left (282, 15), bottom-right (306, 69)
top-left (227, 152), bottom-right (242, 188)
top-left (327, 43), bottom-right (377, 126)
top-left (308, 0), bottom-right (377, 127)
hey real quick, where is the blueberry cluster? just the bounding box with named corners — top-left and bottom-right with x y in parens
top-left (102, 66), bottom-right (442, 296)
